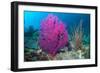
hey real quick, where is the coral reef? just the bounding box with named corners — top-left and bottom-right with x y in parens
top-left (24, 14), bottom-right (90, 61)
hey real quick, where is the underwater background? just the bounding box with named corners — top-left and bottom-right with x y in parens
top-left (24, 11), bottom-right (90, 61)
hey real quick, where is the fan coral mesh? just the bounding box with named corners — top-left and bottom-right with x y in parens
top-left (39, 14), bottom-right (68, 57)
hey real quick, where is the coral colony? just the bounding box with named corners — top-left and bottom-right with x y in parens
top-left (24, 13), bottom-right (90, 61)
top-left (39, 14), bottom-right (68, 57)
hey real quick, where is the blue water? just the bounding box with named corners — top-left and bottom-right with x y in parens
top-left (24, 11), bottom-right (90, 35)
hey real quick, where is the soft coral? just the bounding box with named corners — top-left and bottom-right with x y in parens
top-left (39, 14), bottom-right (68, 57)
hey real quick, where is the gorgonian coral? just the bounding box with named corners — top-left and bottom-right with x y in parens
top-left (39, 14), bottom-right (68, 57)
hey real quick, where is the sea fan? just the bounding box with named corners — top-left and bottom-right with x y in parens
top-left (39, 14), bottom-right (68, 57)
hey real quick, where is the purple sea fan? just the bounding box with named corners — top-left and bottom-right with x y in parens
top-left (39, 14), bottom-right (68, 57)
